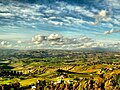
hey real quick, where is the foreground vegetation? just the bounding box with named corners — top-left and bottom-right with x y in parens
top-left (0, 49), bottom-right (120, 89)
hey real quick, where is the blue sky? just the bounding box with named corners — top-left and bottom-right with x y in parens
top-left (0, 0), bottom-right (120, 50)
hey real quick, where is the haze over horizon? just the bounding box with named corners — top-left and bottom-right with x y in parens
top-left (0, 0), bottom-right (120, 51)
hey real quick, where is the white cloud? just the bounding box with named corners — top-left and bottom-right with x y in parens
top-left (0, 34), bottom-right (119, 51)
top-left (61, 2), bottom-right (94, 18)
top-left (93, 10), bottom-right (110, 24)
top-left (63, 38), bottom-right (79, 44)
top-left (0, 1), bottom-right (120, 51)
top-left (17, 40), bottom-right (22, 44)
top-left (79, 36), bottom-right (93, 43)
top-left (104, 31), bottom-right (111, 34)
top-left (0, 13), bottom-right (14, 17)
top-left (65, 16), bottom-right (91, 25)
top-left (0, 41), bottom-right (12, 48)
top-left (44, 9), bottom-right (60, 14)
top-left (112, 18), bottom-right (120, 25)
top-left (47, 34), bottom-right (63, 41)
top-left (107, 0), bottom-right (120, 9)
top-left (49, 17), bottom-right (57, 20)
top-left (99, 10), bottom-right (107, 17)
top-left (32, 35), bottom-right (46, 44)
top-left (48, 20), bottom-right (63, 26)
top-left (0, 1), bottom-right (97, 28)
top-left (50, 41), bottom-right (64, 45)
top-left (104, 29), bottom-right (120, 34)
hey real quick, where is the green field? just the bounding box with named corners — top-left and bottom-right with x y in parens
top-left (0, 49), bottom-right (120, 89)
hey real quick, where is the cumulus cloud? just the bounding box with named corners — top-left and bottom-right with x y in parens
top-left (31, 33), bottom-right (63, 45)
top-left (17, 40), bottom-right (22, 44)
top-left (99, 10), bottom-right (107, 17)
top-left (94, 10), bottom-right (109, 25)
top-left (47, 33), bottom-right (64, 45)
top-left (47, 35), bottom-right (95, 48)
top-left (47, 34), bottom-right (63, 41)
top-left (103, 41), bottom-right (120, 50)
top-left (50, 41), bottom-right (64, 45)
top-left (32, 35), bottom-right (46, 44)
top-left (0, 34), bottom-right (119, 51)
top-left (47, 35), bottom-right (94, 47)
top-left (79, 36), bottom-right (93, 43)
top-left (0, 41), bottom-right (12, 48)
top-left (104, 29), bottom-right (120, 34)
top-left (1, 41), bottom-right (9, 46)
top-left (79, 42), bottom-right (105, 49)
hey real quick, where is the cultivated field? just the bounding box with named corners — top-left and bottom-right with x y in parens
top-left (0, 49), bottom-right (120, 90)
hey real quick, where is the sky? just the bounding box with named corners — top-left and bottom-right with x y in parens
top-left (0, 0), bottom-right (120, 51)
